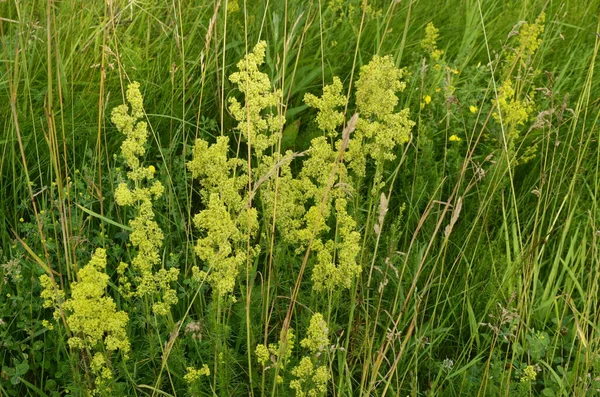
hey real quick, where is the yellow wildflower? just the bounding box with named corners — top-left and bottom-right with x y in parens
top-left (184, 364), bottom-right (210, 383)
top-left (304, 76), bottom-right (346, 137)
top-left (492, 78), bottom-right (533, 141)
top-left (41, 320), bottom-right (54, 330)
top-left (228, 41), bottom-right (285, 157)
top-left (227, 0), bottom-right (240, 14)
top-left (187, 135), bottom-right (258, 298)
top-left (520, 365), bottom-right (537, 382)
top-left (300, 313), bottom-right (329, 353)
top-left (424, 95), bottom-right (432, 105)
top-left (311, 199), bottom-right (361, 291)
top-left (290, 313), bottom-right (331, 397)
top-left (112, 82), bottom-right (179, 315)
top-left (255, 344), bottom-right (270, 366)
top-left (62, 248), bottom-right (130, 354)
top-left (449, 134), bottom-right (461, 142)
top-left (350, 55), bottom-right (414, 180)
top-left (505, 13), bottom-right (545, 73)
top-left (290, 357), bottom-right (328, 397)
top-left (469, 105), bottom-right (478, 114)
top-left (421, 22), bottom-right (444, 61)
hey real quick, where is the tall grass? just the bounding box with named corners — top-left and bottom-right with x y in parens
top-left (1, 0), bottom-right (599, 396)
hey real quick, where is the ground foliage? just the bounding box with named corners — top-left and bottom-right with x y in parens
top-left (1, 0), bottom-right (600, 396)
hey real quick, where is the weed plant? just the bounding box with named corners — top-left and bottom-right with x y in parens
top-left (1, 0), bottom-right (600, 396)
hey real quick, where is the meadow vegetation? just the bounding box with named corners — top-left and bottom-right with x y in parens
top-left (1, 0), bottom-right (600, 395)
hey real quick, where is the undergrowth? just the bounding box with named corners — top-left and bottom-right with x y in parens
top-left (1, 0), bottom-right (600, 396)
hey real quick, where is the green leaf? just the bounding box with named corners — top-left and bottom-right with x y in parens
top-left (75, 203), bottom-right (133, 231)
top-left (281, 119), bottom-right (300, 151)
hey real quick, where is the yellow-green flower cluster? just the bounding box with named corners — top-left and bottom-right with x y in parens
top-left (261, 57), bottom-right (413, 293)
top-left (294, 136), bottom-right (342, 242)
top-left (355, 55), bottom-right (405, 119)
top-left (228, 41), bottom-right (285, 157)
top-left (184, 364), bottom-right (210, 383)
top-left (505, 13), bottom-right (545, 71)
top-left (89, 352), bottom-right (115, 394)
top-left (111, 82), bottom-right (154, 182)
top-left (348, 55), bottom-right (414, 192)
top-left (290, 313), bottom-right (330, 397)
top-left (258, 151), bottom-right (307, 245)
top-left (150, 268), bottom-right (180, 315)
top-left (520, 364), bottom-right (537, 382)
top-left (292, 137), bottom-right (361, 292)
top-left (111, 82), bottom-right (179, 315)
top-left (492, 78), bottom-right (533, 141)
top-left (255, 343), bottom-right (271, 366)
top-left (421, 22), bottom-right (444, 61)
top-left (90, 353), bottom-right (113, 380)
top-left (187, 136), bottom-right (259, 298)
top-left (40, 274), bottom-right (65, 312)
top-left (62, 249), bottom-right (130, 353)
top-left (187, 136), bottom-right (245, 203)
top-left (41, 249), bottom-right (129, 389)
top-left (188, 44), bottom-right (282, 297)
top-left (256, 328), bottom-right (295, 384)
top-left (300, 58), bottom-right (413, 290)
top-left (263, 78), bottom-right (364, 292)
top-left (311, 199), bottom-right (361, 291)
top-left (492, 14), bottom-right (545, 163)
top-left (304, 77), bottom-right (346, 137)
top-left (256, 328), bottom-right (295, 366)
top-left (300, 313), bottom-right (329, 353)
top-left (190, 193), bottom-right (257, 297)
top-left (290, 357), bottom-right (329, 397)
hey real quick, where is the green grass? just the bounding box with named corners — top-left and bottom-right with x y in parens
top-left (1, 0), bottom-right (600, 396)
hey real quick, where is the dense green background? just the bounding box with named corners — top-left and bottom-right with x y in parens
top-left (1, 0), bottom-right (600, 396)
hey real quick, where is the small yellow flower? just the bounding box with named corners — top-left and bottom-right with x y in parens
top-left (227, 0), bottom-right (240, 13)
top-left (421, 22), bottom-right (444, 61)
top-left (520, 365), bottom-right (537, 382)
top-left (435, 87), bottom-right (441, 93)
top-left (148, 165), bottom-right (156, 174)
top-left (423, 95), bottom-right (432, 105)
top-left (184, 364), bottom-right (210, 383)
top-left (255, 344), bottom-right (270, 366)
top-left (19, 217), bottom-right (24, 222)
top-left (469, 105), bottom-right (478, 114)
top-left (449, 134), bottom-right (461, 142)
top-left (301, 313), bottom-right (330, 353)
top-left (41, 320), bottom-right (54, 330)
